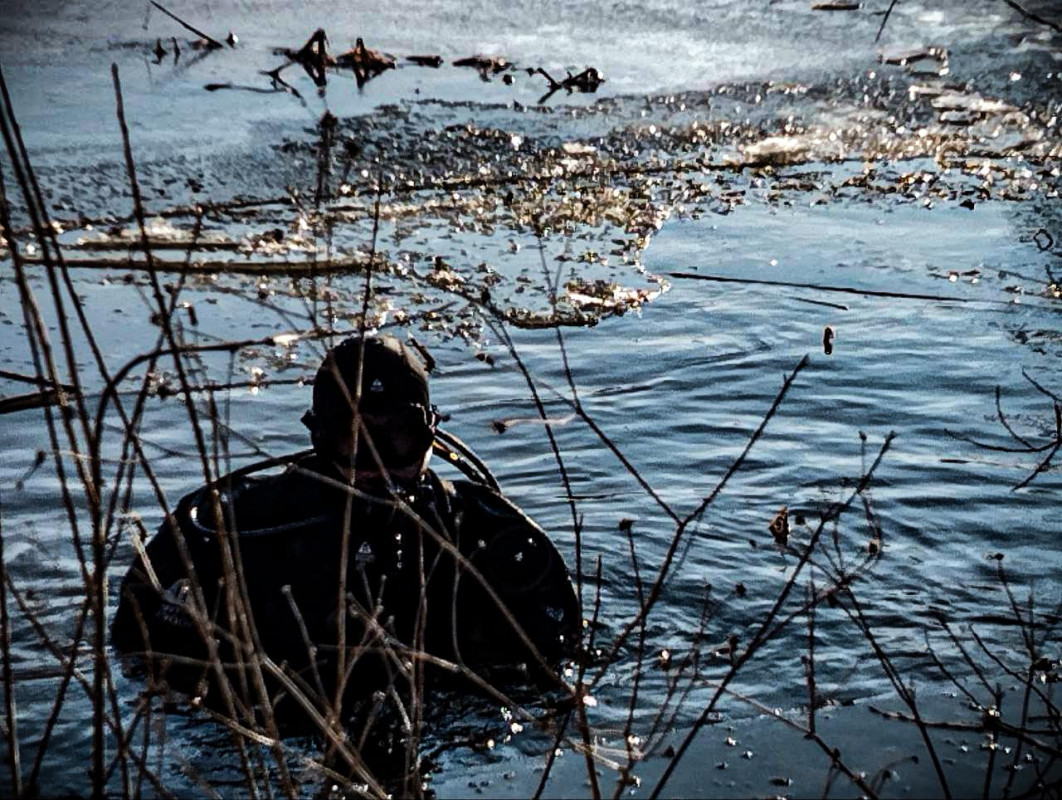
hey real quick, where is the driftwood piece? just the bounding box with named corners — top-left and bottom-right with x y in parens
top-left (204, 82), bottom-right (294, 98)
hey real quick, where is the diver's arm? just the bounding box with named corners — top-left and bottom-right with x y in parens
top-left (111, 491), bottom-right (218, 656)
top-left (449, 480), bottom-right (581, 660)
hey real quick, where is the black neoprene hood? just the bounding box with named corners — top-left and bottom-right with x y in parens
top-left (312, 335), bottom-right (430, 421)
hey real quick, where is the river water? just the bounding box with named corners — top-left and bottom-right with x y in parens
top-left (1, 0), bottom-right (1061, 797)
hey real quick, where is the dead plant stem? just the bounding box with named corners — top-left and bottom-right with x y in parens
top-left (649, 431), bottom-right (895, 799)
top-left (593, 355), bottom-right (812, 692)
top-left (0, 494), bottom-right (21, 799)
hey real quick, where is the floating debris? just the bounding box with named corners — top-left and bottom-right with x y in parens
top-left (769, 506), bottom-right (790, 546)
top-left (713, 634), bottom-right (740, 661)
top-left (282, 28), bottom-right (331, 87)
top-left (453, 54), bottom-right (512, 81)
top-left (453, 54), bottom-right (510, 72)
top-left (739, 134), bottom-right (843, 167)
top-left (930, 91), bottom-right (1014, 115)
top-left (261, 65), bottom-right (304, 100)
top-left (564, 278), bottom-right (663, 315)
top-left (531, 66), bottom-right (606, 103)
top-left (878, 46), bottom-right (949, 68)
top-left (811, 1), bottom-right (861, 9)
top-left (407, 54), bottom-right (443, 68)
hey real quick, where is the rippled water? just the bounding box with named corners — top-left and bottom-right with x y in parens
top-left (2, 0), bottom-right (1061, 796)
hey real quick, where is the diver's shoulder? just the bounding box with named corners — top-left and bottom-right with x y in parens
top-left (182, 454), bottom-right (341, 537)
top-left (446, 478), bottom-right (540, 526)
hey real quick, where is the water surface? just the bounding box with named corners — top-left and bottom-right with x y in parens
top-left (1, 0), bottom-right (1061, 796)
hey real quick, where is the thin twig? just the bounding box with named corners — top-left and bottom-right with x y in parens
top-left (594, 355), bottom-right (811, 690)
top-left (805, 578), bottom-right (818, 736)
top-left (922, 627), bottom-right (980, 707)
top-left (935, 616), bottom-right (996, 697)
top-left (668, 271), bottom-right (1016, 306)
top-left (1001, 0), bottom-right (1062, 34)
top-left (1022, 370), bottom-right (1062, 405)
top-left (876, 0), bottom-right (902, 42)
top-left (532, 709), bottom-right (572, 800)
top-left (868, 706), bottom-right (1062, 758)
top-left (575, 556), bottom-right (604, 800)
top-left (968, 628), bottom-right (1058, 725)
top-left (113, 63), bottom-right (285, 795)
top-left (650, 432), bottom-right (895, 799)
top-left (710, 682), bottom-right (881, 799)
top-left (983, 685), bottom-right (1003, 800)
top-left (533, 238), bottom-right (589, 608)
top-left (1012, 438), bottom-right (1060, 491)
top-left (613, 526), bottom-right (648, 799)
top-left (0, 494), bottom-right (21, 799)
top-left (995, 385), bottom-right (1034, 449)
top-left (843, 588), bottom-right (952, 799)
top-left (149, 1), bottom-right (225, 48)
top-left (19, 254), bottom-right (376, 276)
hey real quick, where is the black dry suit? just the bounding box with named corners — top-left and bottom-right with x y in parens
top-left (111, 452), bottom-right (581, 710)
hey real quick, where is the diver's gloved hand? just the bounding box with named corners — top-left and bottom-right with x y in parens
top-left (156, 579), bottom-right (196, 630)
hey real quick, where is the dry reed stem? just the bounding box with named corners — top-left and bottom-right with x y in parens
top-left (841, 586), bottom-right (952, 799)
top-left (0, 121), bottom-right (112, 796)
top-left (0, 496), bottom-right (22, 799)
top-left (707, 682), bottom-right (881, 799)
top-left (592, 355), bottom-right (812, 693)
top-left (112, 63), bottom-right (292, 794)
top-left (649, 432), bottom-right (896, 798)
top-left (611, 524), bottom-right (649, 800)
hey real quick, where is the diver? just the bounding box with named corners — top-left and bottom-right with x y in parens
top-left (111, 334), bottom-right (581, 716)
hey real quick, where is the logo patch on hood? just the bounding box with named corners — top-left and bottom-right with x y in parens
top-left (370, 378), bottom-right (385, 393)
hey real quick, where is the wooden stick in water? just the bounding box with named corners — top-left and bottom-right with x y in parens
top-left (149, 1), bottom-right (225, 49)
top-left (668, 270), bottom-right (1025, 307)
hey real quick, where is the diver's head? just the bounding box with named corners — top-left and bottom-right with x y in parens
top-left (304, 335), bottom-right (436, 486)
